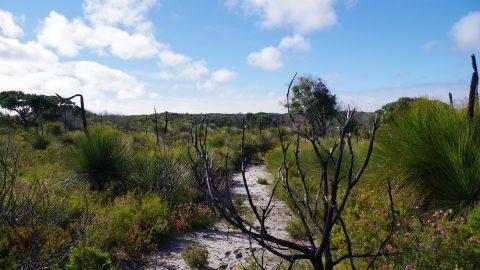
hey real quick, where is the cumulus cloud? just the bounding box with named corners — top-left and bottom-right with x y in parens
top-left (34, 0), bottom-right (220, 83)
top-left (247, 46), bottom-right (283, 70)
top-left (37, 11), bottom-right (161, 59)
top-left (450, 11), bottom-right (480, 52)
top-left (82, 0), bottom-right (156, 32)
top-left (196, 69), bottom-right (238, 90)
top-left (226, 0), bottom-right (337, 34)
top-left (278, 34), bottom-right (311, 51)
top-left (0, 36), bottom-right (146, 110)
top-left (247, 34), bottom-right (309, 70)
top-left (0, 9), bottom-right (23, 38)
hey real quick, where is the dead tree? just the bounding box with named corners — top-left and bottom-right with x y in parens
top-left (0, 137), bottom-right (19, 226)
top-left (468, 54), bottom-right (478, 121)
top-left (163, 111), bottom-right (169, 134)
top-left (56, 93), bottom-right (88, 134)
top-left (154, 108), bottom-right (160, 148)
top-left (189, 75), bottom-right (395, 270)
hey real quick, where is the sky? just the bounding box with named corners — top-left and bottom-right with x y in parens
top-left (0, 0), bottom-right (478, 114)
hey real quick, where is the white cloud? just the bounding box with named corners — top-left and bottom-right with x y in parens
top-left (450, 11), bottom-right (480, 52)
top-left (197, 69), bottom-right (237, 90)
top-left (278, 34), bottom-right (310, 51)
top-left (37, 11), bottom-right (160, 59)
top-left (227, 0), bottom-right (337, 34)
top-left (158, 49), bottom-right (191, 67)
top-left (247, 46), bottom-right (282, 70)
top-left (82, 0), bottom-right (156, 32)
top-left (158, 60), bottom-right (209, 80)
top-left (247, 34), bottom-right (310, 70)
top-left (0, 9), bottom-right (23, 38)
top-left (211, 69), bottom-right (238, 83)
top-left (0, 36), bottom-right (146, 109)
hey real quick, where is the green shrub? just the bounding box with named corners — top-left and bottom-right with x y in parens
top-left (374, 99), bottom-right (480, 211)
top-left (285, 219), bottom-right (307, 240)
top-left (32, 136), bottom-right (50, 150)
top-left (84, 193), bottom-right (171, 259)
top-left (73, 127), bottom-right (133, 190)
top-left (66, 245), bottom-right (112, 270)
top-left (60, 133), bottom-right (75, 146)
top-left (181, 241), bottom-right (208, 269)
top-left (45, 122), bottom-right (63, 136)
top-left (256, 178), bottom-right (268, 185)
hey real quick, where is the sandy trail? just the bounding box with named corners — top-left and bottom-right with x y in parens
top-left (146, 165), bottom-right (293, 270)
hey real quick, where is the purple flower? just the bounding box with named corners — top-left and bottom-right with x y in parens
top-left (405, 264), bottom-right (412, 270)
top-left (404, 232), bottom-right (411, 238)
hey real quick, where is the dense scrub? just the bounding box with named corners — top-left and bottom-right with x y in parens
top-left (0, 115), bottom-right (276, 269)
top-left (264, 99), bottom-right (480, 269)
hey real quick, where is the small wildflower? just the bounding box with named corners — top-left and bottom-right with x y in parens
top-left (405, 264), bottom-right (412, 270)
top-left (386, 243), bottom-right (394, 253)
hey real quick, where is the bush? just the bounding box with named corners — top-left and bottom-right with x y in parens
top-left (45, 122), bottom-right (63, 136)
top-left (66, 245), bottom-right (113, 270)
top-left (181, 241), bottom-right (208, 269)
top-left (374, 99), bottom-right (480, 211)
top-left (60, 133), bottom-right (75, 146)
top-left (256, 178), bottom-right (268, 185)
top-left (32, 136), bottom-right (50, 150)
top-left (84, 193), bottom-right (171, 260)
top-left (285, 219), bottom-right (308, 240)
top-left (73, 127), bottom-right (133, 190)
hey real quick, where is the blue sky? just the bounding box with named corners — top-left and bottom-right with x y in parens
top-left (0, 0), bottom-right (478, 114)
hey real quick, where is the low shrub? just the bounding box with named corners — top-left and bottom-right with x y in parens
top-left (285, 219), bottom-right (307, 240)
top-left (45, 122), bottom-right (63, 136)
top-left (60, 133), bottom-right (75, 146)
top-left (66, 245), bottom-right (113, 270)
top-left (32, 136), bottom-right (50, 150)
top-left (256, 178), bottom-right (268, 185)
top-left (181, 241), bottom-right (209, 269)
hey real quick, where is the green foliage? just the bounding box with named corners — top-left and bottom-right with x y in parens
top-left (45, 122), bottom-right (63, 136)
top-left (389, 208), bottom-right (480, 269)
top-left (289, 76), bottom-right (338, 136)
top-left (285, 219), bottom-right (307, 240)
top-left (256, 178), bottom-right (268, 185)
top-left (374, 99), bottom-right (480, 211)
top-left (66, 245), bottom-right (113, 270)
top-left (32, 136), bottom-right (51, 150)
top-left (376, 97), bottom-right (418, 123)
top-left (84, 193), bottom-right (168, 259)
top-left (73, 126), bottom-right (133, 190)
top-left (181, 241), bottom-right (209, 269)
top-left (60, 133), bottom-right (75, 146)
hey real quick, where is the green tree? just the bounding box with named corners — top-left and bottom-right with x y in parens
top-left (0, 91), bottom-right (32, 128)
top-left (288, 76), bottom-right (338, 137)
top-left (255, 113), bottom-right (274, 134)
top-left (26, 94), bottom-right (60, 135)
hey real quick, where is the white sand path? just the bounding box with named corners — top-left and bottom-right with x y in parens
top-left (145, 165), bottom-right (293, 270)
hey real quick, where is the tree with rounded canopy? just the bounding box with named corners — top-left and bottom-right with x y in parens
top-left (0, 91), bottom-right (32, 128)
top-left (288, 76), bottom-right (338, 137)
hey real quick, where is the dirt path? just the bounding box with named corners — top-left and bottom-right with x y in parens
top-left (146, 165), bottom-right (293, 270)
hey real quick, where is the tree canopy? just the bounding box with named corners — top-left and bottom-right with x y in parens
top-left (288, 76), bottom-right (338, 136)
